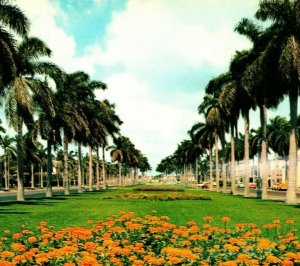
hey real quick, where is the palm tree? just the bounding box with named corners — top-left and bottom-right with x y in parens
top-left (109, 136), bottom-right (132, 186)
top-left (55, 71), bottom-right (103, 194)
top-left (238, 18), bottom-right (284, 199)
top-left (5, 37), bottom-right (56, 201)
top-left (190, 121), bottom-right (215, 189)
top-left (1, 135), bottom-right (15, 190)
top-left (255, 0), bottom-right (300, 203)
top-left (0, 0), bottom-right (29, 87)
top-left (229, 49), bottom-right (257, 197)
top-left (267, 116), bottom-right (290, 183)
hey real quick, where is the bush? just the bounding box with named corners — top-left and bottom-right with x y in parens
top-left (101, 192), bottom-right (212, 201)
top-left (133, 186), bottom-right (184, 192)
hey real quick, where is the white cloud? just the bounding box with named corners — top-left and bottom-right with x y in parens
top-left (98, 72), bottom-right (201, 168)
top-left (13, 0), bottom-right (269, 173)
top-left (92, 0), bottom-right (255, 74)
top-left (16, 0), bottom-right (97, 74)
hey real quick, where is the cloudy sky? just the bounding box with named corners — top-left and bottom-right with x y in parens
top-left (15, 0), bottom-right (292, 173)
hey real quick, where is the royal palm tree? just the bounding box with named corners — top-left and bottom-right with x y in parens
top-left (255, 0), bottom-right (300, 203)
top-left (5, 37), bottom-right (57, 201)
top-left (1, 135), bottom-right (15, 190)
top-left (229, 49), bottom-right (257, 197)
top-left (0, 0), bottom-right (29, 87)
top-left (109, 136), bottom-right (132, 186)
top-left (238, 18), bottom-right (284, 199)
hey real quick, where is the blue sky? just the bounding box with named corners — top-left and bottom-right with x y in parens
top-left (15, 0), bottom-right (292, 173)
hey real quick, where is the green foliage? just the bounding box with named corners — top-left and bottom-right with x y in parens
top-left (100, 192), bottom-right (212, 201)
top-left (133, 186), bottom-right (184, 192)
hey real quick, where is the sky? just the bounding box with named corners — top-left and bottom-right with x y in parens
top-left (14, 0), bottom-right (293, 173)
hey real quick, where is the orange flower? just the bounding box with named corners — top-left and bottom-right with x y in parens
top-left (221, 216), bottom-right (231, 222)
top-left (12, 233), bottom-right (23, 239)
top-left (1, 250), bottom-right (14, 258)
top-left (11, 243), bottom-right (26, 252)
top-left (12, 255), bottom-right (27, 264)
top-left (84, 241), bottom-right (97, 251)
top-left (64, 262), bottom-right (76, 266)
top-left (28, 236), bottom-right (37, 243)
top-left (285, 219), bottom-right (295, 224)
top-left (203, 216), bottom-right (214, 221)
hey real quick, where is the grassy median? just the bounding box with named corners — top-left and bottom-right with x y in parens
top-left (0, 186), bottom-right (299, 237)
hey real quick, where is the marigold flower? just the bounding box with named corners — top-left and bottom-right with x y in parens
top-left (12, 233), bottom-right (23, 239)
top-left (273, 219), bottom-right (280, 224)
top-left (285, 219), bottom-right (295, 224)
top-left (64, 262), bottom-right (76, 266)
top-left (203, 216), bottom-right (214, 221)
top-left (221, 216), bottom-right (231, 222)
top-left (12, 255), bottom-right (27, 264)
top-left (28, 236), bottom-right (37, 243)
top-left (11, 243), bottom-right (26, 252)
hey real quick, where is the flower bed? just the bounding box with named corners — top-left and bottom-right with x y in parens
top-left (0, 211), bottom-right (299, 265)
top-left (100, 192), bottom-right (212, 201)
top-left (133, 186), bottom-right (184, 192)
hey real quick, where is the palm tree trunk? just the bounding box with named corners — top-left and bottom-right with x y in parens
top-left (286, 88), bottom-right (298, 204)
top-left (118, 162), bottom-right (122, 186)
top-left (102, 145), bottom-right (107, 189)
top-left (63, 131), bottom-right (70, 195)
top-left (46, 139), bottom-right (52, 197)
top-left (77, 143), bottom-right (83, 193)
top-left (260, 104), bottom-right (268, 200)
top-left (222, 158), bottom-right (227, 193)
top-left (96, 146), bottom-right (100, 190)
top-left (88, 145), bottom-right (93, 191)
top-left (30, 163), bottom-right (34, 189)
top-left (40, 165), bottom-right (43, 189)
top-left (16, 117), bottom-right (25, 201)
top-left (215, 134), bottom-right (220, 192)
top-left (230, 125), bottom-right (236, 195)
top-left (195, 157), bottom-right (199, 184)
top-left (4, 157), bottom-right (8, 190)
top-left (244, 113), bottom-right (250, 197)
top-left (209, 144), bottom-right (213, 190)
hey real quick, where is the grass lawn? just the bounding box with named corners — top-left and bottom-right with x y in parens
top-left (0, 186), bottom-right (299, 236)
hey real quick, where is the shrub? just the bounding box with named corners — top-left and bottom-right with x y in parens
top-left (133, 186), bottom-right (185, 192)
top-left (101, 192), bottom-right (212, 201)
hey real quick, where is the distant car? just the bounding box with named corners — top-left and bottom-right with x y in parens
top-left (196, 182), bottom-right (210, 189)
top-left (249, 183), bottom-right (257, 189)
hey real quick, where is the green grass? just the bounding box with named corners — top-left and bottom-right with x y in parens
top-left (0, 186), bottom-right (299, 237)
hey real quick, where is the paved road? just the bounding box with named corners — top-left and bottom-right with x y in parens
top-left (0, 187), bottom-right (80, 202)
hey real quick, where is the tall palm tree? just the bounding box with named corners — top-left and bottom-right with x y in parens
top-left (0, 0), bottom-right (29, 87)
top-left (229, 49), bottom-right (257, 197)
top-left (1, 135), bottom-right (15, 190)
top-left (55, 71), bottom-right (103, 194)
top-left (109, 136), bottom-right (132, 186)
top-left (5, 37), bottom-right (55, 201)
top-left (238, 18), bottom-right (284, 199)
top-left (255, 0), bottom-right (300, 203)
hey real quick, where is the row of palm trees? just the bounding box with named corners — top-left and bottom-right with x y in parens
top-left (157, 0), bottom-right (300, 204)
top-left (0, 1), bottom-right (151, 201)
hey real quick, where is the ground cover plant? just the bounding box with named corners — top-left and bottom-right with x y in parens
top-left (100, 192), bottom-right (212, 201)
top-left (0, 187), bottom-right (299, 235)
top-left (133, 186), bottom-right (185, 192)
top-left (0, 211), bottom-right (299, 265)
